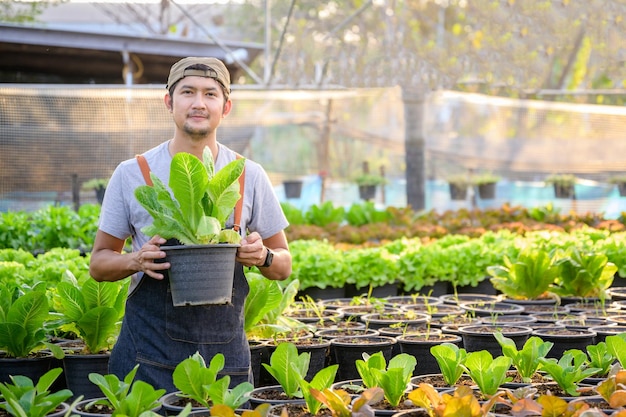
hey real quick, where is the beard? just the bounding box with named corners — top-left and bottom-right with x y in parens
top-left (182, 121), bottom-right (210, 139)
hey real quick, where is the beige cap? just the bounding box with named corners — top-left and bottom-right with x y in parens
top-left (166, 57), bottom-right (230, 93)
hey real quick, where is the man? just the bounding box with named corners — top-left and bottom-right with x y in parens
top-left (89, 56), bottom-right (292, 392)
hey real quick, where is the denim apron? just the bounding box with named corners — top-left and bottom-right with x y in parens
top-left (108, 154), bottom-right (252, 392)
top-left (108, 260), bottom-right (251, 392)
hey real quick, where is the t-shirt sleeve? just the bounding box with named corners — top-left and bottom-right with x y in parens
top-left (246, 164), bottom-right (289, 239)
top-left (98, 162), bottom-right (133, 241)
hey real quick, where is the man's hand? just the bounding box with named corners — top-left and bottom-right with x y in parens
top-left (135, 235), bottom-right (170, 280)
top-left (236, 232), bottom-right (267, 268)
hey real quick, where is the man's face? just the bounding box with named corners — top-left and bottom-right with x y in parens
top-left (168, 76), bottom-right (230, 139)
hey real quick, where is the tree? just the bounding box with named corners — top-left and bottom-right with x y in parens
top-left (0, 0), bottom-right (63, 23)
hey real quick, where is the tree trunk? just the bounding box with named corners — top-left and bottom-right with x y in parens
top-left (402, 86), bottom-right (426, 210)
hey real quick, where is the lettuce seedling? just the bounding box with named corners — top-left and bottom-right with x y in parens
top-left (462, 350), bottom-right (512, 397)
top-left (262, 342), bottom-right (310, 398)
top-left (0, 367), bottom-right (72, 417)
top-left (87, 364), bottom-right (165, 416)
top-left (172, 351), bottom-right (253, 410)
top-left (494, 332), bottom-right (553, 383)
top-left (355, 351), bottom-right (417, 407)
top-left (430, 342), bottom-right (467, 386)
top-left (605, 333), bottom-right (626, 370)
top-left (298, 364), bottom-right (339, 415)
top-left (538, 349), bottom-right (601, 397)
top-left (586, 341), bottom-right (616, 378)
top-left (135, 147), bottom-right (245, 245)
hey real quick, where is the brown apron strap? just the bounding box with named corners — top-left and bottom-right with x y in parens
top-left (233, 154), bottom-right (245, 233)
top-left (136, 154), bottom-right (153, 186)
top-left (136, 153), bottom-right (246, 233)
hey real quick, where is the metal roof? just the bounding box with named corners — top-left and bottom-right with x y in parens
top-left (0, 23), bottom-right (264, 84)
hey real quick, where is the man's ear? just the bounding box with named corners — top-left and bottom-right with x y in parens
top-left (164, 93), bottom-right (173, 112)
top-left (222, 99), bottom-right (232, 118)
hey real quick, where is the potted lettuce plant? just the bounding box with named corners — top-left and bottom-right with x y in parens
top-left (134, 147), bottom-right (246, 306)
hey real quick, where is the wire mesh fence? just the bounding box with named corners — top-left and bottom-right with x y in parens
top-left (2, 85), bottom-right (626, 213)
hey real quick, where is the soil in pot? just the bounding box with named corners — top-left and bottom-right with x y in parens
top-left (589, 324), bottom-right (626, 343)
top-left (396, 333), bottom-right (462, 376)
top-left (438, 293), bottom-right (501, 305)
top-left (160, 391), bottom-right (208, 415)
top-left (409, 373), bottom-right (474, 390)
top-left (360, 311), bottom-right (430, 330)
top-left (384, 295), bottom-right (443, 308)
top-left (459, 301), bottom-right (525, 317)
top-left (336, 305), bottom-right (401, 321)
top-left (531, 328), bottom-right (597, 359)
top-left (401, 303), bottom-right (465, 318)
top-left (0, 351), bottom-right (53, 385)
top-left (329, 335), bottom-right (397, 381)
top-left (268, 402), bottom-right (333, 417)
top-left (555, 317), bottom-right (609, 331)
top-left (71, 397), bottom-right (115, 416)
top-left (458, 324), bottom-right (533, 357)
top-left (248, 385), bottom-right (305, 408)
top-left (314, 327), bottom-right (379, 341)
top-left (480, 314), bottom-right (537, 326)
top-left (429, 314), bottom-right (481, 330)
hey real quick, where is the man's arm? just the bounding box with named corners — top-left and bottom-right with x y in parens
top-left (89, 230), bottom-right (170, 282)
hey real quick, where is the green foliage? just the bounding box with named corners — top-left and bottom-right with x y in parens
top-left (605, 333), bottom-right (626, 370)
top-left (538, 349), bottom-right (601, 396)
top-left (344, 246), bottom-right (399, 290)
top-left (305, 201), bottom-right (345, 227)
top-left (288, 240), bottom-right (347, 291)
top-left (52, 271), bottom-right (128, 354)
top-left (586, 342), bottom-right (616, 378)
top-left (353, 173), bottom-right (386, 186)
top-left (345, 202), bottom-right (391, 227)
top-left (0, 367), bottom-right (72, 417)
top-left (430, 342), bottom-right (467, 386)
top-left (553, 247), bottom-right (617, 299)
top-left (297, 363), bottom-right (339, 415)
top-left (355, 351), bottom-right (417, 407)
top-left (87, 364), bottom-right (165, 417)
top-left (487, 247), bottom-right (560, 300)
top-left (280, 202), bottom-right (306, 225)
top-left (172, 352), bottom-right (253, 410)
top-left (462, 350), bottom-right (512, 396)
top-left (545, 174), bottom-right (577, 186)
top-left (81, 178), bottom-right (109, 190)
top-left (135, 147), bottom-right (245, 245)
top-left (0, 205), bottom-right (99, 253)
top-left (261, 342), bottom-right (310, 399)
top-left (0, 283), bottom-right (61, 358)
top-left (243, 272), bottom-right (285, 335)
top-left (495, 332), bottom-right (553, 383)
top-left (244, 276), bottom-right (303, 340)
top-left (471, 172), bottom-right (500, 185)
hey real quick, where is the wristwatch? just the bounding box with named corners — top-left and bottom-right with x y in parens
top-left (261, 247), bottom-right (274, 268)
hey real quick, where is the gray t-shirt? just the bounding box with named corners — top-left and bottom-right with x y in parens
top-left (98, 140), bottom-right (288, 290)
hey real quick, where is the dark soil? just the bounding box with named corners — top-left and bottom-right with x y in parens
top-left (75, 402), bottom-right (115, 414)
top-left (410, 374), bottom-right (474, 389)
top-left (269, 403), bottom-right (334, 417)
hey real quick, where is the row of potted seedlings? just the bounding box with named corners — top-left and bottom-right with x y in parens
top-left (3, 283), bottom-right (626, 417)
top-left (246, 290), bottom-right (626, 416)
